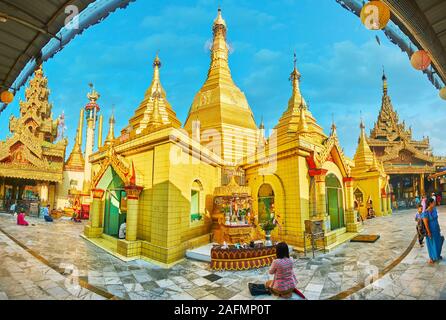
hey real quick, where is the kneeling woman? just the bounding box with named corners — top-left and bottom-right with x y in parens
top-left (266, 242), bottom-right (297, 298)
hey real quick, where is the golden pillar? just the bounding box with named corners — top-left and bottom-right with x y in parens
top-left (124, 185), bottom-right (143, 242)
top-left (313, 169), bottom-right (328, 228)
top-left (84, 188), bottom-right (105, 238)
top-left (90, 188), bottom-right (105, 228)
top-left (98, 115), bottom-right (103, 148)
top-left (344, 177), bottom-right (362, 232)
top-left (420, 173), bottom-right (425, 196)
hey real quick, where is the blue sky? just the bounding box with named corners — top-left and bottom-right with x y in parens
top-left (2, 0), bottom-right (445, 158)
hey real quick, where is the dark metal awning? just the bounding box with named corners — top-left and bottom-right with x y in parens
top-left (0, 0), bottom-right (96, 91)
top-left (0, 0), bottom-right (135, 113)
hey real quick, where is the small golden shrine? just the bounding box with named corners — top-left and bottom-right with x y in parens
top-left (212, 175), bottom-right (257, 244)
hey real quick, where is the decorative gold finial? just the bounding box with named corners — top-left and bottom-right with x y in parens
top-left (382, 66), bottom-right (388, 95)
top-left (153, 52), bottom-right (162, 68)
top-left (331, 114), bottom-right (337, 136)
top-left (290, 52), bottom-right (301, 86)
top-left (87, 83), bottom-right (100, 102)
top-left (213, 7), bottom-right (227, 28)
top-left (35, 64), bottom-right (44, 77)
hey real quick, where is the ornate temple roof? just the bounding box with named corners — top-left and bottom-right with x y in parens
top-left (128, 55), bottom-right (182, 135)
top-left (0, 65), bottom-right (66, 182)
top-left (369, 71), bottom-right (424, 147)
top-left (184, 9), bottom-right (257, 132)
top-left (367, 71), bottom-right (446, 174)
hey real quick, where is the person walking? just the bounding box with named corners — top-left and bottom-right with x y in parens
top-left (415, 204), bottom-right (425, 247)
top-left (422, 198), bottom-right (444, 264)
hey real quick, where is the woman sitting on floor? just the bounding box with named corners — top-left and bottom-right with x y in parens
top-left (265, 242), bottom-right (297, 298)
top-left (17, 209), bottom-right (29, 226)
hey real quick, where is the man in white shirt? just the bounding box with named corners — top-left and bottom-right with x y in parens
top-left (119, 220), bottom-right (126, 239)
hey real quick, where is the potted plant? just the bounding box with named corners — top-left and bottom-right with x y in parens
top-left (260, 204), bottom-right (278, 246)
top-left (221, 205), bottom-right (231, 225)
top-left (239, 208), bottom-right (247, 224)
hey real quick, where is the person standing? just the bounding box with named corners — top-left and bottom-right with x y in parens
top-left (436, 193), bottom-right (442, 206)
top-left (422, 198), bottom-right (444, 264)
top-left (415, 204), bottom-right (425, 247)
top-left (421, 195), bottom-right (427, 212)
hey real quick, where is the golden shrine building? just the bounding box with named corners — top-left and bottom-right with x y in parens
top-left (7, 9), bottom-right (442, 267)
top-left (80, 9), bottom-right (373, 265)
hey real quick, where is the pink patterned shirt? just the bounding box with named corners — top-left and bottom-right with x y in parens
top-left (269, 258), bottom-right (297, 291)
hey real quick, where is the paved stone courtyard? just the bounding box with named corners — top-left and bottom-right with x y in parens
top-left (0, 208), bottom-right (445, 300)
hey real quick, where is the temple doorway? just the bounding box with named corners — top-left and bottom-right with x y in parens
top-left (326, 174), bottom-right (344, 231)
top-left (103, 188), bottom-right (127, 238)
top-left (99, 167), bottom-right (127, 238)
top-left (258, 184), bottom-right (274, 224)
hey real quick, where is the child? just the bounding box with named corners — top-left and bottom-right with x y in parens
top-left (415, 204), bottom-right (425, 247)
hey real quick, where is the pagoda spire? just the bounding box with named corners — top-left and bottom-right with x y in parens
top-left (275, 52), bottom-right (327, 143)
top-left (382, 66), bottom-right (388, 96)
top-left (353, 119), bottom-right (375, 169)
top-left (298, 99), bottom-right (308, 133)
top-left (128, 54), bottom-right (181, 134)
top-left (104, 112), bottom-right (116, 146)
top-left (288, 52), bottom-right (304, 112)
top-left (148, 84), bottom-right (163, 129)
top-left (211, 8), bottom-right (229, 67)
top-left (259, 116), bottom-right (265, 130)
top-left (330, 115), bottom-right (337, 137)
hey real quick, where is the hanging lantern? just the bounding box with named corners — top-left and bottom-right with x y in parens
top-left (410, 50), bottom-right (431, 70)
top-left (360, 1), bottom-right (391, 30)
top-left (0, 90), bottom-right (14, 104)
top-left (439, 87), bottom-right (446, 100)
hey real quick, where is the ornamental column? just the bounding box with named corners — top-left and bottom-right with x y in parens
top-left (312, 169), bottom-right (328, 229)
top-left (344, 177), bottom-right (362, 232)
top-left (83, 85), bottom-right (101, 192)
top-left (420, 173), bottom-right (425, 196)
top-left (90, 188), bottom-right (105, 228)
top-left (124, 185), bottom-right (143, 242)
